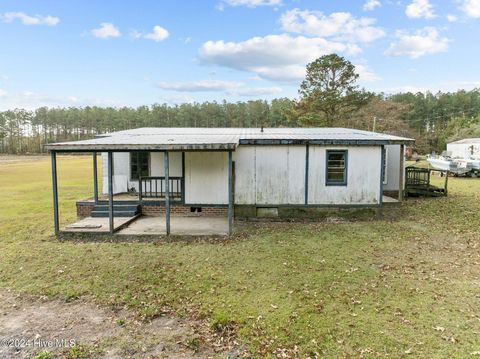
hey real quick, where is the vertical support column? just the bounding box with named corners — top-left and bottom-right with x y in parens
top-left (228, 150), bottom-right (233, 235)
top-left (93, 151), bottom-right (99, 204)
top-left (107, 151), bottom-right (114, 234)
top-left (51, 151), bottom-right (59, 236)
top-left (164, 151), bottom-right (171, 235)
top-left (380, 145), bottom-right (385, 206)
top-left (304, 144), bottom-right (309, 205)
top-left (398, 144), bottom-right (405, 201)
top-left (181, 152), bottom-right (185, 205)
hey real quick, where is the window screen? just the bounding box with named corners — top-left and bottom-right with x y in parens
top-left (130, 152), bottom-right (149, 180)
top-left (326, 150), bottom-right (347, 186)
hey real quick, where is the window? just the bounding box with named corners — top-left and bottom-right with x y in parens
top-left (130, 152), bottom-right (149, 180)
top-left (326, 150), bottom-right (348, 186)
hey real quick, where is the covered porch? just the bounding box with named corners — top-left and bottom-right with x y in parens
top-left (47, 140), bottom-right (236, 237)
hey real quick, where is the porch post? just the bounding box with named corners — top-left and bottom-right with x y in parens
top-left (51, 151), bottom-right (59, 236)
top-left (398, 144), bottom-right (405, 201)
top-left (304, 144), bottom-right (309, 205)
top-left (380, 145), bottom-right (385, 206)
top-left (164, 151), bottom-right (171, 235)
top-left (228, 150), bottom-right (233, 235)
top-left (108, 151), bottom-right (114, 234)
top-left (93, 151), bottom-right (98, 204)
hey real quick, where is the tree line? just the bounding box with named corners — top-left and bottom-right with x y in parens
top-left (2, 54), bottom-right (480, 155)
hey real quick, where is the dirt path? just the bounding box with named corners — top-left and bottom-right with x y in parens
top-left (0, 290), bottom-right (239, 358)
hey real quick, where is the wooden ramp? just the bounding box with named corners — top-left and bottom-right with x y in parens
top-left (405, 166), bottom-right (448, 197)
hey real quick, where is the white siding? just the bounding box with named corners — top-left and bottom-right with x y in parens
top-left (233, 145), bottom-right (306, 205)
top-left (101, 145), bottom-right (385, 206)
top-left (308, 146), bottom-right (381, 205)
top-left (233, 146), bottom-right (256, 204)
top-left (102, 152), bottom-right (130, 194)
top-left (102, 152), bottom-right (182, 194)
top-left (150, 152), bottom-right (182, 177)
top-left (384, 144), bottom-right (401, 191)
top-left (185, 152), bottom-right (228, 204)
top-left (447, 142), bottom-right (480, 158)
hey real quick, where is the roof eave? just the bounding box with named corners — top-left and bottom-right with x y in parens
top-left (238, 139), bottom-right (415, 146)
top-left (44, 143), bottom-right (238, 152)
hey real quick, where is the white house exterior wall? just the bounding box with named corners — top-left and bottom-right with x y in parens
top-left (384, 144), bottom-right (401, 192)
top-left (101, 152), bottom-right (182, 194)
top-left (184, 152), bottom-right (228, 205)
top-left (308, 146), bottom-right (381, 205)
top-left (102, 145), bottom-right (387, 206)
top-left (233, 145), bottom-right (305, 205)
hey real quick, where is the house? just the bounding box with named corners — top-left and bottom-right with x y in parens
top-left (45, 127), bottom-right (414, 236)
top-left (447, 138), bottom-right (480, 158)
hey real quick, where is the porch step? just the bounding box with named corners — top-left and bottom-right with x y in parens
top-left (91, 204), bottom-right (141, 218)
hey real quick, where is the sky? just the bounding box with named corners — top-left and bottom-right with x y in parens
top-left (0, 0), bottom-right (480, 110)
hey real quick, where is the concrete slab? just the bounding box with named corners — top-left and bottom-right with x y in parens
top-left (63, 216), bottom-right (135, 233)
top-left (117, 216), bottom-right (229, 236)
top-left (382, 195), bottom-right (399, 203)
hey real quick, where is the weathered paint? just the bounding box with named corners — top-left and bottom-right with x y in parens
top-left (384, 144), bottom-right (401, 192)
top-left (308, 146), bottom-right (381, 205)
top-left (255, 146), bottom-right (305, 204)
top-left (233, 145), bottom-right (306, 205)
top-left (185, 152), bottom-right (228, 204)
top-left (100, 144), bottom-right (397, 206)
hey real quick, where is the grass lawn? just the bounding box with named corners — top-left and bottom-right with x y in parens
top-left (1, 155), bottom-right (480, 358)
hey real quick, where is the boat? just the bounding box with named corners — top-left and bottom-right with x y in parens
top-left (426, 153), bottom-right (472, 175)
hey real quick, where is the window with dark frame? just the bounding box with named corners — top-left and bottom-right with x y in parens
top-left (130, 152), bottom-right (149, 180)
top-left (326, 150), bottom-right (348, 186)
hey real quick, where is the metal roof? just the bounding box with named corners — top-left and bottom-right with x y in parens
top-left (45, 127), bottom-right (414, 151)
top-left (448, 138), bottom-right (480, 145)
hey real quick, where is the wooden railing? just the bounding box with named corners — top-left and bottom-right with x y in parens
top-left (139, 176), bottom-right (182, 201)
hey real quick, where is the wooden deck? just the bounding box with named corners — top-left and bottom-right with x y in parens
top-left (405, 166), bottom-right (448, 197)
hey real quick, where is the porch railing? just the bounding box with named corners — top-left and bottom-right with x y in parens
top-left (139, 176), bottom-right (182, 201)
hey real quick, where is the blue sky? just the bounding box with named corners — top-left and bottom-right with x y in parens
top-left (0, 0), bottom-right (479, 110)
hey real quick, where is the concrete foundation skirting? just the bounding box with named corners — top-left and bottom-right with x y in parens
top-left (77, 202), bottom-right (397, 221)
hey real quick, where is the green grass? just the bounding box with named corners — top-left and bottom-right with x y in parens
top-left (1, 155), bottom-right (480, 357)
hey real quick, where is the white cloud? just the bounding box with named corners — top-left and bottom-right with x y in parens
top-left (199, 34), bottom-right (362, 82)
top-left (355, 64), bottom-right (382, 83)
top-left (157, 79), bottom-right (282, 97)
top-left (130, 25), bottom-right (169, 42)
top-left (1, 12), bottom-right (59, 26)
top-left (157, 80), bottom-right (242, 92)
top-left (363, 0), bottom-right (381, 11)
top-left (91, 23), bottom-right (121, 39)
top-left (219, 0), bottom-right (282, 8)
top-left (0, 89), bottom-right (7, 97)
top-left (384, 27), bottom-right (449, 58)
top-left (279, 8), bottom-right (385, 43)
top-left (405, 0), bottom-right (435, 19)
top-left (447, 14), bottom-right (458, 22)
top-left (144, 25), bottom-right (169, 42)
top-left (228, 86), bottom-right (283, 96)
top-left (0, 90), bottom-right (121, 110)
top-left (462, 0), bottom-right (480, 18)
